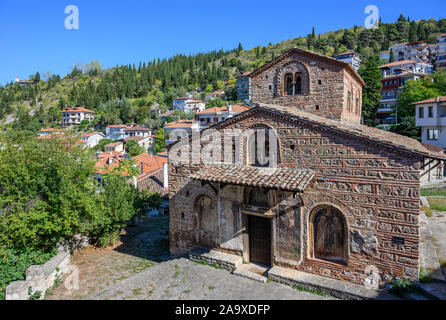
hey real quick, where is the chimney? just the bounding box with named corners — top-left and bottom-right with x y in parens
top-left (163, 162), bottom-right (168, 191)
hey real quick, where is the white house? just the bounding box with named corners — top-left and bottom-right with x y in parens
top-left (205, 90), bottom-right (225, 100)
top-left (81, 132), bottom-right (105, 148)
top-left (125, 135), bottom-right (155, 153)
top-left (194, 104), bottom-right (251, 129)
top-left (172, 97), bottom-right (205, 113)
top-left (106, 124), bottom-right (128, 140)
top-left (124, 126), bottom-right (152, 139)
top-left (38, 128), bottom-right (64, 137)
top-left (164, 120), bottom-right (199, 145)
top-left (414, 96), bottom-right (446, 148)
top-left (413, 96), bottom-right (446, 184)
top-left (335, 52), bottom-right (361, 71)
top-left (104, 141), bottom-right (124, 153)
top-left (184, 100), bottom-right (205, 113)
top-left (173, 97), bottom-right (191, 110)
top-left (61, 107), bottom-right (95, 126)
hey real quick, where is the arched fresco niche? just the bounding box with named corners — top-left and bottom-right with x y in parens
top-left (195, 195), bottom-right (217, 247)
top-left (311, 206), bottom-right (348, 264)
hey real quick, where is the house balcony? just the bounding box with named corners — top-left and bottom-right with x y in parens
top-left (377, 107), bottom-right (393, 114)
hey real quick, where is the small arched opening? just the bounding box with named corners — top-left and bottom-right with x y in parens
top-left (194, 195), bottom-right (217, 248)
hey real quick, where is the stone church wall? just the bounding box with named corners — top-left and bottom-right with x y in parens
top-left (169, 109), bottom-right (423, 285)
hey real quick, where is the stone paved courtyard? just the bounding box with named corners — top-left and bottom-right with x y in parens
top-left (48, 215), bottom-right (331, 300)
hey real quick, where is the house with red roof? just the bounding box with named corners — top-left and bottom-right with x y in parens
top-left (80, 132), bottom-right (105, 148)
top-left (61, 107), bottom-right (95, 126)
top-left (194, 104), bottom-right (251, 129)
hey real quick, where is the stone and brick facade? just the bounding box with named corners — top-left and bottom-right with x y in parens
top-left (249, 48), bottom-right (364, 123)
top-left (167, 48), bottom-right (446, 288)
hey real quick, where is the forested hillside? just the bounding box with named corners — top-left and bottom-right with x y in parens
top-left (1, 15), bottom-right (446, 135)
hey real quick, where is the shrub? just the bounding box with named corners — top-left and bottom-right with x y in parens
top-left (0, 247), bottom-right (57, 300)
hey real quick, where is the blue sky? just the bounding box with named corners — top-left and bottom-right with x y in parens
top-left (0, 0), bottom-right (444, 85)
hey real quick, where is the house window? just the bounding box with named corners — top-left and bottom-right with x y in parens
top-left (419, 107), bottom-right (424, 118)
top-left (428, 129), bottom-right (439, 141)
top-left (429, 106), bottom-right (434, 118)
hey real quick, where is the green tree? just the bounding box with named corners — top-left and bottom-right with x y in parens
top-left (389, 48), bottom-right (395, 63)
top-left (206, 98), bottom-right (226, 109)
top-left (358, 55), bottom-right (382, 126)
top-left (154, 128), bottom-right (165, 153)
top-left (126, 140), bottom-right (145, 157)
top-left (396, 78), bottom-right (443, 121)
top-left (0, 133), bottom-right (99, 250)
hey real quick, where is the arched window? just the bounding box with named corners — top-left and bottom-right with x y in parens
top-left (312, 206), bottom-right (347, 264)
top-left (247, 127), bottom-right (278, 168)
top-left (195, 195), bottom-right (217, 247)
top-left (294, 73), bottom-right (302, 95)
top-left (347, 91), bottom-right (352, 112)
top-left (284, 73), bottom-right (294, 95)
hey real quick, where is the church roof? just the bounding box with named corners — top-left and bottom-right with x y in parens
top-left (191, 164), bottom-right (314, 192)
top-left (168, 103), bottom-right (446, 161)
top-left (252, 103), bottom-right (446, 160)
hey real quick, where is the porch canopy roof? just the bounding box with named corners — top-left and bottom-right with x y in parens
top-left (190, 164), bottom-right (315, 192)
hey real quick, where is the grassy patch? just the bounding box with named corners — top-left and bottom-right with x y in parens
top-left (194, 259), bottom-right (225, 270)
top-left (208, 286), bottom-right (215, 290)
top-left (173, 265), bottom-right (180, 278)
top-left (421, 187), bottom-right (446, 197)
top-left (132, 288), bottom-right (142, 296)
top-left (419, 267), bottom-right (435, 284)
top-left (427, 197), bottom-right (446, 211)
top-left (389, 278), bottom-right (420, 298)
top-left (422, 206), bottom-right (433, 217)
top-left (183, 289), bottom-right (191, 294)
top-left (292, 285), bottom-right (329, 298)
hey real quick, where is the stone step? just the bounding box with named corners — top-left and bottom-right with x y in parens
top-left (268, 266), bottom-right (381, 300)
top-left (232, 263), bottom-right (268, 283)
top-left (418, 282), bottom-right (446, 300)
top-left (406, 293), bottom-right (431, 300)
top-left (188, 247), bottom-right (243, 271)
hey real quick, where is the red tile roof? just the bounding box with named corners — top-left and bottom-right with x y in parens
top-left (83, 132), bottom-right (103, 138)
top-left (379, 60), bottom-right (422, 69)
top-left (236, 72), bottom-right (251, 78)
top-left (164, 120), bottom-right (196, 129)
top-left (191, 164), bottom-right (314, 192)
top-left (196, 104), bottom-right (251, 114)
top-left (170, 102), bottom-right (446, 161)
top-left (61, 107), bottom-right (95, 113)
top-left (107, 124), bottom-right (127, 128)
top-left (411, 96), bottom-right (446, 105)
top-left (104, 142), bottom-right (123, 148)
top-left (95, 151), bottom-right (125, 174)
top-left (132, 153), bottom-right (167, 175)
